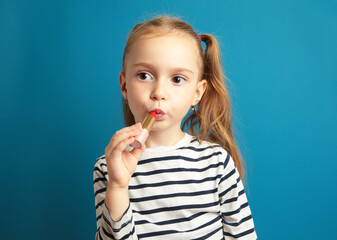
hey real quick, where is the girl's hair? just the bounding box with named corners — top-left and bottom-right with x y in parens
top-left (121, 15), bottom-right (245, 180)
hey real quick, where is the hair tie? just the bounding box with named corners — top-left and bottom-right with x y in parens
top-left (197, 35), bottom-right (202, 41)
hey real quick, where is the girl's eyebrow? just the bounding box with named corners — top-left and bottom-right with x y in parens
top-left (132, 62), bottom-right (194, 76)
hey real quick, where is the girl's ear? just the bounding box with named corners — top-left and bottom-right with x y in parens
top-left (119, 71), bottom-right (127, 99)
top-left (192, 79), bottom-right (207, 106)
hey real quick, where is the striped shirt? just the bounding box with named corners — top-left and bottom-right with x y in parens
top-left (94, 133), bottom-right (257, 239)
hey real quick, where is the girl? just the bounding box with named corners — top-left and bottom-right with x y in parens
top-left (94, 15), bottom-right (257, 240)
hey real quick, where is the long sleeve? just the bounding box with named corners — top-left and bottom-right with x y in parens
top-left (218, 152), bottom-right (257, 240)
top-left (93, 156), bottom-right (138, 240)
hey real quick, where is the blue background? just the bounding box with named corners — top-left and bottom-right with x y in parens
top-left (1, 0), bottom-right (336, 239)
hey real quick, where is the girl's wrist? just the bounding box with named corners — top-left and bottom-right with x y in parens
top-left (107, 182), bottom-right (129, 192)
top-left (105, 185), bottom-right (130, 221)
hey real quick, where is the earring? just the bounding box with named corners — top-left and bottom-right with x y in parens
top-left (125, 98), bottom-right (128, 105)
top-left (191, 105), bottom-right (195, 111)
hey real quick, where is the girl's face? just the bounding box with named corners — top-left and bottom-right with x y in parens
top-left (120, 33), bottom-right (207, 136)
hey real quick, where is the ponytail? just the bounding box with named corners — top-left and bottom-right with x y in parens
top-left (183, 34), bottom-right (245, 180)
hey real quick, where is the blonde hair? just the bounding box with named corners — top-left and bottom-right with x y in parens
top-left (121, 15), bottom-right (245, 180)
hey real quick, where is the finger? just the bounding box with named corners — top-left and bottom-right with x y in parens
top-left (111, 123), bottom-right (142, 150)
top-left (111, 125), bottom-right (143, 154)
top-left (106, 136), bottom-right (136, 168)
top-left (112, 123), bottom-right (141, 142)
top-left (106, 123), bottom-right (142, 155)
top-left (123, 142), bottom-right (146, 172)
top-left (114, 135), bottom-right (137, 153)
top-left (129, 141), bottom-right (146, 160)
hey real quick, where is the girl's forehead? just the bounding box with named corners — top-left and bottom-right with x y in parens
top-left (138, 31), bottom-right (192, 40)
top-left (125, 32), bottom-right (202, 71)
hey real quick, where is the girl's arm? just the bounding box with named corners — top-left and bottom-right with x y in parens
top-left (94, 159), bottom-right (135, 240)
top-left (94, 123), bottom-right (145, 240)
top-left (219, 152), bottom-right (258, 240)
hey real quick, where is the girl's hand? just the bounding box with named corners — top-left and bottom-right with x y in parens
top-left (104, 123), bottom-right (145, 190)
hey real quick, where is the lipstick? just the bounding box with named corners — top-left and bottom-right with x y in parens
top-left (131, 111), bottom-right (156, 148)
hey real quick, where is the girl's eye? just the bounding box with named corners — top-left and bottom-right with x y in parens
top-left (172, 76), bottom-right (186, 84)
top-left (137, 72), bottom-right (152, 81)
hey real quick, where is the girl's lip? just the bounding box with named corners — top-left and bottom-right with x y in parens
top-left (150, 109), bottom-right (165, 120)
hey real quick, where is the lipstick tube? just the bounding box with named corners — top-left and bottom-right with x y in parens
top-left (131, 111), bottom-right (156, 148)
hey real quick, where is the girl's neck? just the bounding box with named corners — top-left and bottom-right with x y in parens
top-left (145, 128), bottom-right (185, 148)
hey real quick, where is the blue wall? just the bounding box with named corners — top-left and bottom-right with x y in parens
top-left (1, 0), bottom-right (336, 239)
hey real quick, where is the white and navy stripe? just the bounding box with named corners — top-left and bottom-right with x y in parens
top-left (94, 133), bottom-right (257, 239)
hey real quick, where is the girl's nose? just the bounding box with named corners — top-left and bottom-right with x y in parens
top-left (150, 80), bottom-right (167, 101)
